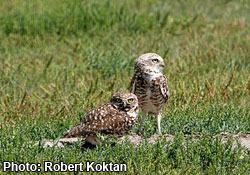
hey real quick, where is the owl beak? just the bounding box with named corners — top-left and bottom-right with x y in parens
top-left (160, 63), bottom-right (165, 67)
top-left (123, 103), bottom-right (131, 111)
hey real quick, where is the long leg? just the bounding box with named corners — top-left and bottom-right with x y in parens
top-left (157, 113), bottom-right (162, 135)
top-left (137, 112), bottom-right (146, 134)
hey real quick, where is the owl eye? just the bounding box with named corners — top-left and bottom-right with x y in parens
top-left (116, 98), bottom-right (122, 103)
top-left (152, 59), bottom-right (159, 63)
top-left (127, 98), bottom-right (134, 103)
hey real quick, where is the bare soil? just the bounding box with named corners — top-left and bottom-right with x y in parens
top-left (35, 132), bottom-right (250, 150)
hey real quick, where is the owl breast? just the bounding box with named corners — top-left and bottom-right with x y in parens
top-left (133, 73), bottom-right (168, 115)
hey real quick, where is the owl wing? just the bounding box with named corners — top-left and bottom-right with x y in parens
top-left (152, 75), bottom-right (170, 102)
top-left (64, 104), bottom-right (129, 138)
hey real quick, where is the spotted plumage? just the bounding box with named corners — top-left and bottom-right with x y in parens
top-left (64, 92), bottom-right (139, 145)
top-left (130, 53), bottom-right (170, 134)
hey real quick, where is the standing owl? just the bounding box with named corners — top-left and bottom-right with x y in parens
top-left (130, 53), bottom-right (170, 135)
top-left (64, 92), bottom-right (139, 145)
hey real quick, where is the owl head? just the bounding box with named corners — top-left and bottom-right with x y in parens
top-left (110, 92), bottom-right (139, 112)
top-left (135, 53), bottom-right (165, 72)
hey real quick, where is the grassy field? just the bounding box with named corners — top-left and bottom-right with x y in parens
top-left (0, 0), bottom-right (250, 174)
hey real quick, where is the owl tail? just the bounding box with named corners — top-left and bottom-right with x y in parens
top-left (63, 130), bottom-right (73, 138)
top-left (63, 124), bottom-right (82, 138)
top-left (63, 125), bottom-right (100, 145)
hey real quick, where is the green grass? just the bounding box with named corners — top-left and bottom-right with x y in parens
top-left (0, 0), bottom-right (250, 174)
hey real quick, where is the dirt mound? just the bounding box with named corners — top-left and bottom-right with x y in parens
top-left (34, 132), bottom-right (250, 151)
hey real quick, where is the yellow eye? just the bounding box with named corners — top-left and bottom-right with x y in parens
top-left (128, 98), bottom-right (134, 103)
top-left (152, 59), bottom-right (159, 63)
top-left (116, 98), bottom-right (122, 103)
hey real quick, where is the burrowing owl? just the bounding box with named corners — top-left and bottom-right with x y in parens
top-left (64, 92), bottom-right (139, 145)
top-left (130, 53), bottom-right (170, 134)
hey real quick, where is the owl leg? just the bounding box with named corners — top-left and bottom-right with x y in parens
top-left (137, 112), bottom-right (146, 134)
top-left (157, 113), bottom-right (162, 135)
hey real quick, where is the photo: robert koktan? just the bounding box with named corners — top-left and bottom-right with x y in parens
top-left (2, 161), bottom-right (127, 172)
